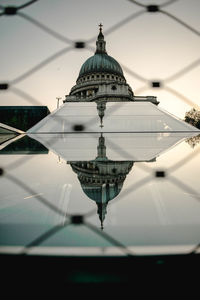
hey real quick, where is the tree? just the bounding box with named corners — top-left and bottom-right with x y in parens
top-left (186, 134), bottom-right (200, 148)
top-left (184, 108), bottom-right (200, 129)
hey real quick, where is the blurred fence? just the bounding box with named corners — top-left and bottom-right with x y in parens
top-left (0, 0), bottom-right (200, 256)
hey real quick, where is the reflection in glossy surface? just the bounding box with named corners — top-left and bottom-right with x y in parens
top-left (29, 131), bottom-right (198, 230)
top-left (1, 131), bottom-right (200, 256)
top-left (0, 135), bottom-right (48, 154)
top-left (69, 134), bottom-right (133, 229)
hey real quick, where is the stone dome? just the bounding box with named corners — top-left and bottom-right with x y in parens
top-left (77, 24), bottom-right (124, 80)
top-left (78, 53), bottom-right (124, 79)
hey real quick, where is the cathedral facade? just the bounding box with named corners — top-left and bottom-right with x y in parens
top-left (64, 25), bottom-right (158, 105)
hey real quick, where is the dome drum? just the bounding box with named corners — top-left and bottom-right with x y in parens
top-left (76, 73), bottom-right (126, 85)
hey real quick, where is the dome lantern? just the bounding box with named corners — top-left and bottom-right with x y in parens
top-left (95, 23), bottom-right (107, 54)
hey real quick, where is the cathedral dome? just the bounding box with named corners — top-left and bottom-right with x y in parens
top-left (78, 53), bottom-right (124, 79)
top-left (65, 24), bottom-right (137, 103)
top-left (77, 24), bottom-right (124, 80)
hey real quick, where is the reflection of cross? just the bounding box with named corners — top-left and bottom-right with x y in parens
top-left (99, 23), bottom-right (103, 32)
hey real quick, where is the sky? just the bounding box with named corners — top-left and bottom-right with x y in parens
top-left (0, 0), bottom-right (200, 118)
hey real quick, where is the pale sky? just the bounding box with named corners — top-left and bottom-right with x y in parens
top-left (1, 0), bottom-right (200, 118)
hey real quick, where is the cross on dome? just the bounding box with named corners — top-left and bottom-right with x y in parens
top-left (99, 23), bottom-right (103, 32)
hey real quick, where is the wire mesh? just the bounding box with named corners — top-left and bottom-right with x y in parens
top-left (0, 0), bottom-right (200, 257)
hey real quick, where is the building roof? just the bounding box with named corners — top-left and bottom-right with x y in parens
top-left (78, 53), bottom-right (124, 79)
top-left (27, 102), bottom-right (200, 134)
top-left (0, 106), bottom-right (50, 132)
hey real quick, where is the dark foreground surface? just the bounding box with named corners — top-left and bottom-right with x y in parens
top-left (1, 253), bottom-right (200, 290)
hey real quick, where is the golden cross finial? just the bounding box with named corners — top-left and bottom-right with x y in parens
top-left (99, 23), bottom-right (103, 32)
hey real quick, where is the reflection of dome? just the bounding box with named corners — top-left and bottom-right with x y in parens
top-left (78, 54), bottom-right (124, 79)
top-left (69, 135), bottom-right (133, 229)
top-left (81, 182), bottom-right (123, 203)
top-left (70, 160), bottom-right (130, 203)
top-left (81, 181), bottom-right (124, 229)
